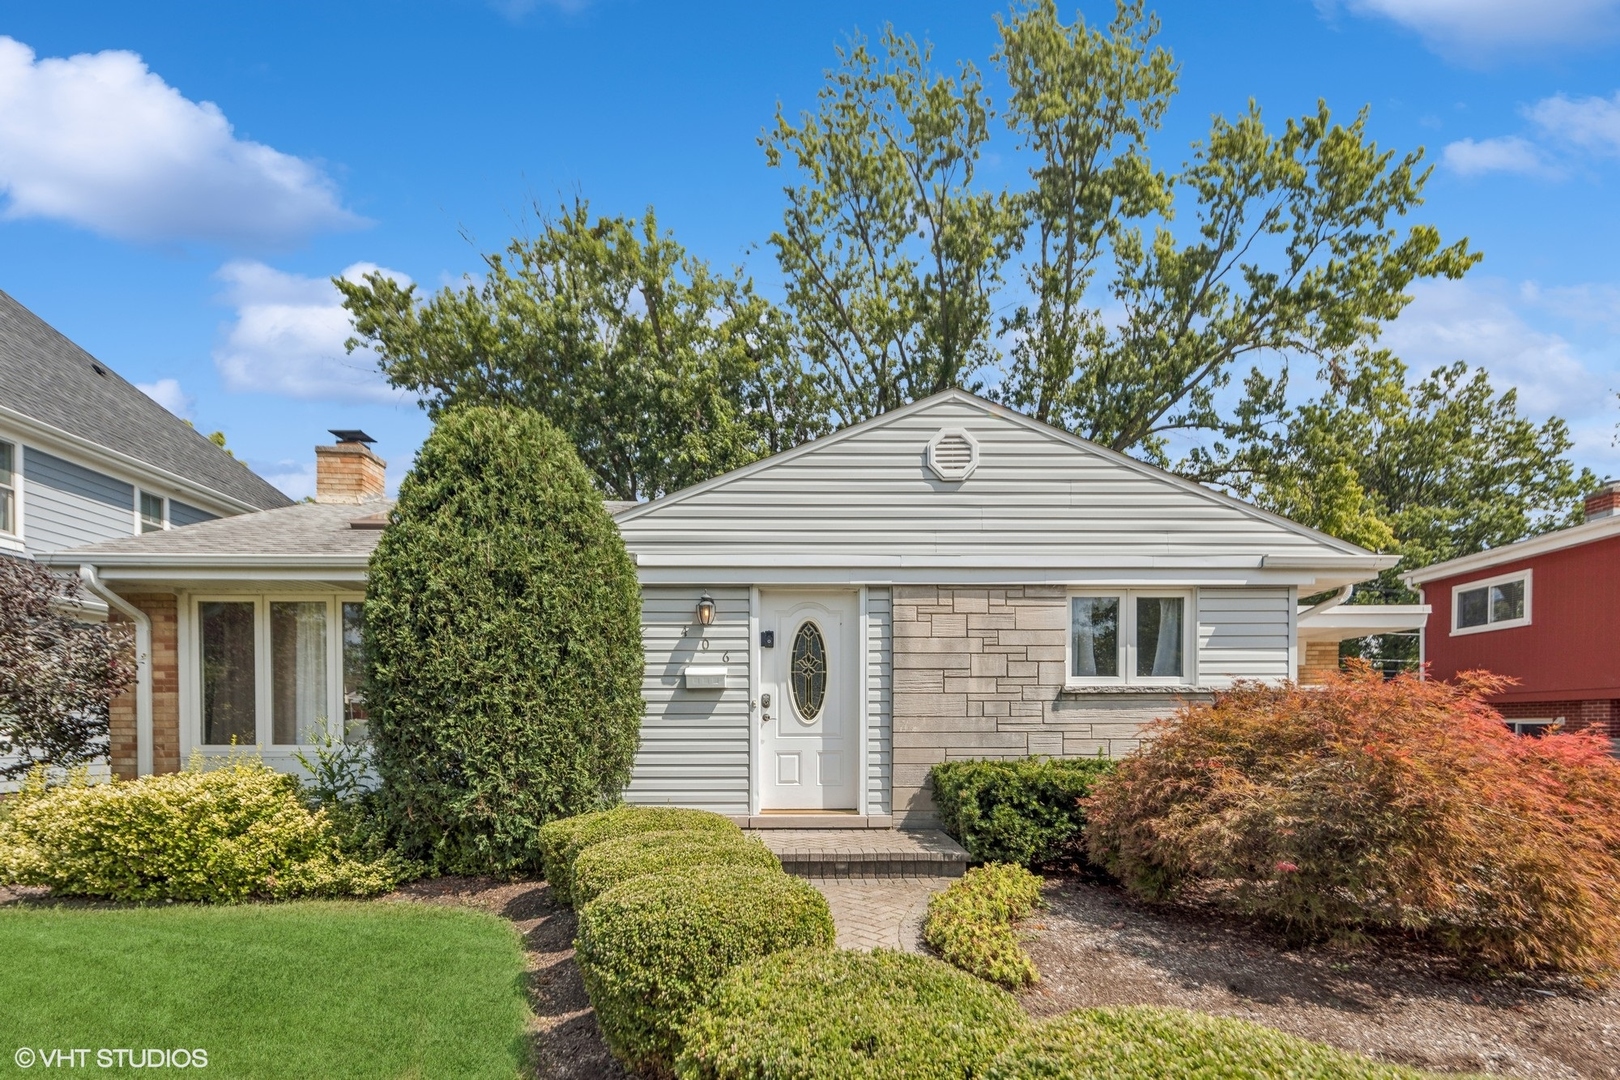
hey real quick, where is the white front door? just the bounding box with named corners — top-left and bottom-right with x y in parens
top-left (759, 591), bottom-right (860, 811)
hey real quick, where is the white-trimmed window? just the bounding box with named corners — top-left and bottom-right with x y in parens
top-left (196, 595), bottom-right (367, 747)
top-left (138, 490), bottom-right (167, 533)
top-left (0, 440), bottom-right (15, 535)
top-left (1068, 591), bottom-right (1193, 685)
top-left (1451, 570), bottom-right (1530, 635)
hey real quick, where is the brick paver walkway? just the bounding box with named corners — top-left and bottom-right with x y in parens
top-left (811, 878), bottom-right (943, 952)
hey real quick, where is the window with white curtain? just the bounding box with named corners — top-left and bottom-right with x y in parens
top-left (0, 440), bottom-right (16, 535)
top-left (271, 602), bottom-right (328, 745)
top-left (195, 595), bottom-right (362, 747)
top-left (1069, 591), bottom-right (1192, 685)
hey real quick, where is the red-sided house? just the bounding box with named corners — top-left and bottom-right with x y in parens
top-left (1405, 483), bottom-right (1620, 739)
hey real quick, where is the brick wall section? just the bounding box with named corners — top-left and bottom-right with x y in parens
top-left (106, 592), bottom-right (181, 777)
top-left (891, 585), bottom-right (1196, 826)
top-left (1496, 698), bottom-right (1619, 738)
top-left (1298, 640), bottom-right (1340, 684)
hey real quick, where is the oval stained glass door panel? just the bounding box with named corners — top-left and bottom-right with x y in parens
top-left (790, 621), bottom-right (827, 721)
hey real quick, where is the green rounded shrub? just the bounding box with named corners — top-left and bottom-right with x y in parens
top-left (575, 864), bottom-right (833, 1075)
top-left (538, 805), bottom-right (741, 904)
top-left (0, 759), bottom-right (407, 902)
top-left (924, 863), bottom-right (1044, 989)
top-left (985, 1006), bottom-right (1430, 1079)
top-left (571, 830), bottom-right (780, 908)
top-left (364, 405), bottom-right (644, 875)
top-left (676, 947), bottom-right (1028, 1080)
top-left (931, 757), bottom-right (1115, 867)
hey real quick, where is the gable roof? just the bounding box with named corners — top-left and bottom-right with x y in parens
top-left (0, 288), bottom-right (293, 512)
top-left (617, 390), bottom-right (1392, 588)
top-left (1403, 514), bottom-right (1620, 587)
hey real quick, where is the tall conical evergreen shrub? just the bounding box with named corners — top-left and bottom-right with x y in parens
top-left (365, 405), bottom-right (643, 874)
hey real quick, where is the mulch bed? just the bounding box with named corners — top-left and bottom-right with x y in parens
top-left (1022, 877), bottom-right (1620, 1080)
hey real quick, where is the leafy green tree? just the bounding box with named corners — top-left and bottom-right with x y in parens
top-left (364, 406), bottom-right (644, 875)
top-left (995, 0), bottom-right (1177, 427)
top-left (763, 27), bottom-right (1024, 424)
top-left (1224, 352), bottom-right (1597, 664)
top-left (338, 202), bottom-right (823, 501)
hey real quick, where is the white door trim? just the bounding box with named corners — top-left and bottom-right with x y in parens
top-left (755, 588), bottom-right (861, 812)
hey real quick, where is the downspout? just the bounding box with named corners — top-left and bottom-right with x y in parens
top-left (1299, 583), bottom-right (1354, 620)
top-left (79, 565), bottom-right (152, 777)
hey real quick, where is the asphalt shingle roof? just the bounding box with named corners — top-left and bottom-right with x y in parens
top-left (57, 500), bottom-right (393, 562)
top-left (0, 288), bottom-right (293, 511)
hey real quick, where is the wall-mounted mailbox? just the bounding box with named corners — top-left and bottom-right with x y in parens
top-left (760, 630), bottom-right (775, 648)
top-left (683, 665), bottom-right (727, 690)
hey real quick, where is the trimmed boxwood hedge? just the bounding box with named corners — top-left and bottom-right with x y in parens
top-left (676, 948), bottom-right (1028, 1080)
top-left (364, 405), bottom-right (644, 875)
top-left (538, 805), bottom-right (741, 905)
top-left (923, 863), bottom-right (1044, 989)
top-left (574, 864), bottom-right (833, 1075)
top-left (571, 830), bottom-right (780, 908)
top-left (931, 757), bottom-right (1115, 867)
top-left (985, 1006), bottom-right (1433, 1080)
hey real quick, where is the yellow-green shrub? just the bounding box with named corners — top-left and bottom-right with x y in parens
top-left (570, 830), bottom-right (780, 908)
top-left (924, 863), bottom-right (1044, 989)
top-left (538, 805), bottom-right (741, 904)
top-left (0, 759), bottom-right (407, 902)
top-left (676, 948), bottom-right (1028, 1080)
top-left (986, 1006), bottom-right (1432, 1079)
top-left (575, 864), bottom-right (833, 1075)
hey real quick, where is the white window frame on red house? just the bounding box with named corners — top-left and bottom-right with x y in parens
top-left (1449, 568), bottom-right (1532, 636)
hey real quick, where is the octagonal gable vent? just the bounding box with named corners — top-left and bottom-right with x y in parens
top-left (927, 427), bottom-right (980, 481)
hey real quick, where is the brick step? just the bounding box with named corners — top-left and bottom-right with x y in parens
top-left (751, 828), bottom-right (970, 881)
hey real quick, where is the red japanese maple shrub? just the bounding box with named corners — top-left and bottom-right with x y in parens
top-left (1085, 662), bottom-right (1620, 974)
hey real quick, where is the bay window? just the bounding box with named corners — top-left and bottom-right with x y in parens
top-left (1070, 591), bottom-right (1192, 685)
top-left (195, 595), bottom-right (365, 747)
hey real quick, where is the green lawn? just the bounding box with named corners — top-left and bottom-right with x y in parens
top-left (0, 901), bottom-right (529, 1079)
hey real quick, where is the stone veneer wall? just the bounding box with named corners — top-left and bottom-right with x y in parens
top-left (107, 592), bottom-right (181, 778)
top-left (891, 585), bottom-right (1200, 826)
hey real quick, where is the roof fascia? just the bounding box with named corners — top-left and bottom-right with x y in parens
top-left (0, 404), bottom-right (269, 516)
top-left (1403, 517), bottom-right (1620, 586)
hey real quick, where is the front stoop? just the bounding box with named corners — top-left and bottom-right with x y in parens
top-left (751, 828), bottom-right (969, 880)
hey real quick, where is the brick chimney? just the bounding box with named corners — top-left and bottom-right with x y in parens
top-left (315, 430), bottom-right (386, 504)
top-left (1584, 480), bottom-right (1620, 523)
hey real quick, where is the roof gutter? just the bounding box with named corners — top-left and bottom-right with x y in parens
top-left (78, 565), bottom-right (152, 777)
top-left (1298, 583), bottom-right (1354, 620)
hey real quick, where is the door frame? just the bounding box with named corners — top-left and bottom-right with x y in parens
top-left (748, 584), bottom-right (870, 816)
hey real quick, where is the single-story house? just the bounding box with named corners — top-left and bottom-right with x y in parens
top-left (1404, 482), bottom-right (1620, 740)
top-left (55, 391), bottom-right (1423, 826)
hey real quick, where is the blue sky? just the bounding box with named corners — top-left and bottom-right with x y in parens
top-left (2, 0), bottom-right (1618, 497)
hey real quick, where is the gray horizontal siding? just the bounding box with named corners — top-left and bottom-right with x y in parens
top-left (1197, 587), bottom-right (1293, 683)
top-left (866, 588), bottom-right (892, 815)
top-left (619, 399), bottom-right (1358, 566)
top-left (624, 586), bottom-right (751, 814)
top-left (169, 499), bottom-right (218, 527)
top-left (23, 447), bottom-right (133, 556)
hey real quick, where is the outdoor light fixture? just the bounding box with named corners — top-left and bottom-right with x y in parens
top-left (696, 594), bottom-right (716, 626)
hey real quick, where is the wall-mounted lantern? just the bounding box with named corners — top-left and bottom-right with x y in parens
top-left (696, 593), bottom-right (716, 627)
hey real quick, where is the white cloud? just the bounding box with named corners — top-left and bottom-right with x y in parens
top-left (0, 36), bottom-right (362, 246)
top-left (135, 377), bottom-right (193, 418)
top-left (1520, 280), bottom-right (1620, 331)
top-left (1441, 136), bottom-right (1555, 177)
top-left (1380, 279), bottom-right (1598, 420)
top-left (1333, 0), bottom-right (1620, 60)
top-left (213, 260), bottom-right (412, 403)
top-left (261, 460), bottom-right (317, 502)
top-left (1526, 91), bottom-right (1620, 155)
